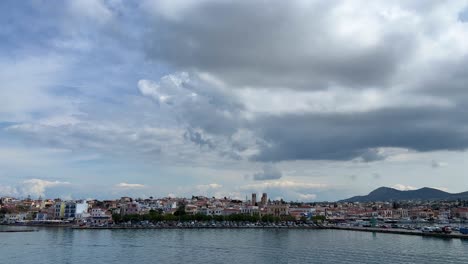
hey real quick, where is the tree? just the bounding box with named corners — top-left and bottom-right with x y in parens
top-left (174, 205), bottom-right (186, 216)
top-left (112, 214), bottom-right (122, 223)
top-left (312, 215), bottom-right (326, 223)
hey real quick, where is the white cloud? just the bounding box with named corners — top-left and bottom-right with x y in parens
top-left (432, 187), bottom-right (449, 192)
top-left (138, 73), bottom-right (193, 105)
top-left (0, 185), bottom-right (19, 197)
top-left (242, 180), bottom-right (327, 191)
top-left (21, 179), bottom-right (71, 197)
top-left (393, 184), bottom-right (417, 191)
top-left (197, 183), bottom-right (222, 189)
top-left (298, 193), bottom-right (317, 201)
top-left (138, 79), bottom-right (172, 104)
top-left (116, 182), bottom-right (147, 189)
top-left (238, 87), bottom-right (453, 116)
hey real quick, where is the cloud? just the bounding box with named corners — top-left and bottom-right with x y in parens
top-left (184, 127), bottom-right (214, 149)
top-left (0, 185), bottom-right (19, 197)
top-left (67, 0), bottom-right (113, 24)
top-left (432, 187), bottom-right (449, 192)
top-left (9, 1), bottom-right (468, 166)
top-left (21, 179), bottom-right (71, 197)
top-left (136, 1), bottom-right (468, 164)
top-left (250, 108), bottom-right (468, 162)
top-left (431, 160), bottom-right (447, 168)
top-left (0, 55), bottom-right (77, 123)
top-left (116, 182), bottom-right (147, 189)
top-left (298, 193), bottom-right (317, 201)
top-left (242, 180), bottom-right (327, 191)
top-left (252, 164), bottom-right (282, 181)
top-left (196, 183), bottom-right (222, 190)
top-left (192, 183), bottom-right (224, 197)
top-left (143, 1), bottom-right (420, 90)
top-left (393, 184), bottom-right (449, 192)
top-left (240, 180), bottom-right (327, 202)
top-left (393, 184), bottom-right (417, 191)
top-left (138, 79), bottom-right (174, 104)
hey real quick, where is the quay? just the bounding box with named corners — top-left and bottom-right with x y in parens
top-left (72, 225), bottom-right (468, 239)
top-left (71, 225), bottom-right (321, 230)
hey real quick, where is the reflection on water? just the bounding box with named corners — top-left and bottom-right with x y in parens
top-left (0, 227), bottom-right (467, 264)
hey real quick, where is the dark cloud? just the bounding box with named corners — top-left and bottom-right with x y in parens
top-left (250, 107), bottom-right (468, 162)
top-left (145, 1), bottom-right (416, 90)
top-left (136, 1), bottom-right (468, 163)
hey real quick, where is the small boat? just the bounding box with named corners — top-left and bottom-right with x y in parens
top-left (422, 226), bottom-right (433, 233)
top-left (442, 226), bottom-right (452, 234)
top-left (460, 227), bottom-right (468, 235)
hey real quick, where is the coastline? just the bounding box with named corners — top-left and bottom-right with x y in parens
top-left (3, 223), bottom-right (468, 239)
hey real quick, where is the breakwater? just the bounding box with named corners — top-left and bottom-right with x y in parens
top-left (0, 229), bottom-right (37, 232)
top-left (328, 226), bottom-right (468, 239)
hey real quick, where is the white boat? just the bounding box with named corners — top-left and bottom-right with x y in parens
top-left (421, 226), bottom-right (433, 233)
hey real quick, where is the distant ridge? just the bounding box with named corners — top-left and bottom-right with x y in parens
top-left (340, 187), bottom-right (468, 202)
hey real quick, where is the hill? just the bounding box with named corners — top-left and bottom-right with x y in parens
top-left (340, 187), bottom-right (468, 202)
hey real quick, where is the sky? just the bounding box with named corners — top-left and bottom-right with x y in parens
top-left (1, 0), bottom-right (468, 201)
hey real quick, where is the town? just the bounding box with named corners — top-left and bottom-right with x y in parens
top-left (1, 193), bottom-right (468, 231)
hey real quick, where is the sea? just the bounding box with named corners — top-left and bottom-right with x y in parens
top-left (1, 226), bottom-right (467, 263)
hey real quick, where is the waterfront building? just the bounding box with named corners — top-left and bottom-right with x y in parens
top-left (267, 202), bottom-right (289, 217)
top-left (120, 202), bottom-right (141, 215)
top-left (54, 201), bottom-right (77, 220)
top-left (392, 208), bottom-right (409, 219)
top-left (185, 204), bottom-right (198, 215)
top-left (222, 208), bottom-right (241, 216)
top-left (289, 206), bottom-right (315, 220)
top-left (35, 212), bottom-right (49, 221)
top-left (241, 205), bottom-right (259, 216)
top-left (199, 207), bottom-right (223, 216)
top-left (3, 213), bottom-right (27, 224)
top-left (88, 208), bottom-right (112, 225)
top-left (452, 207), bottom-right (468, 219)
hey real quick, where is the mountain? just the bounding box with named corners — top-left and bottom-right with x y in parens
top-left (340, 187), bottom-right (468, 202)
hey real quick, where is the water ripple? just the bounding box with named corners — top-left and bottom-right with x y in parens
top-left (0, 228), bottom-right (467, 263)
